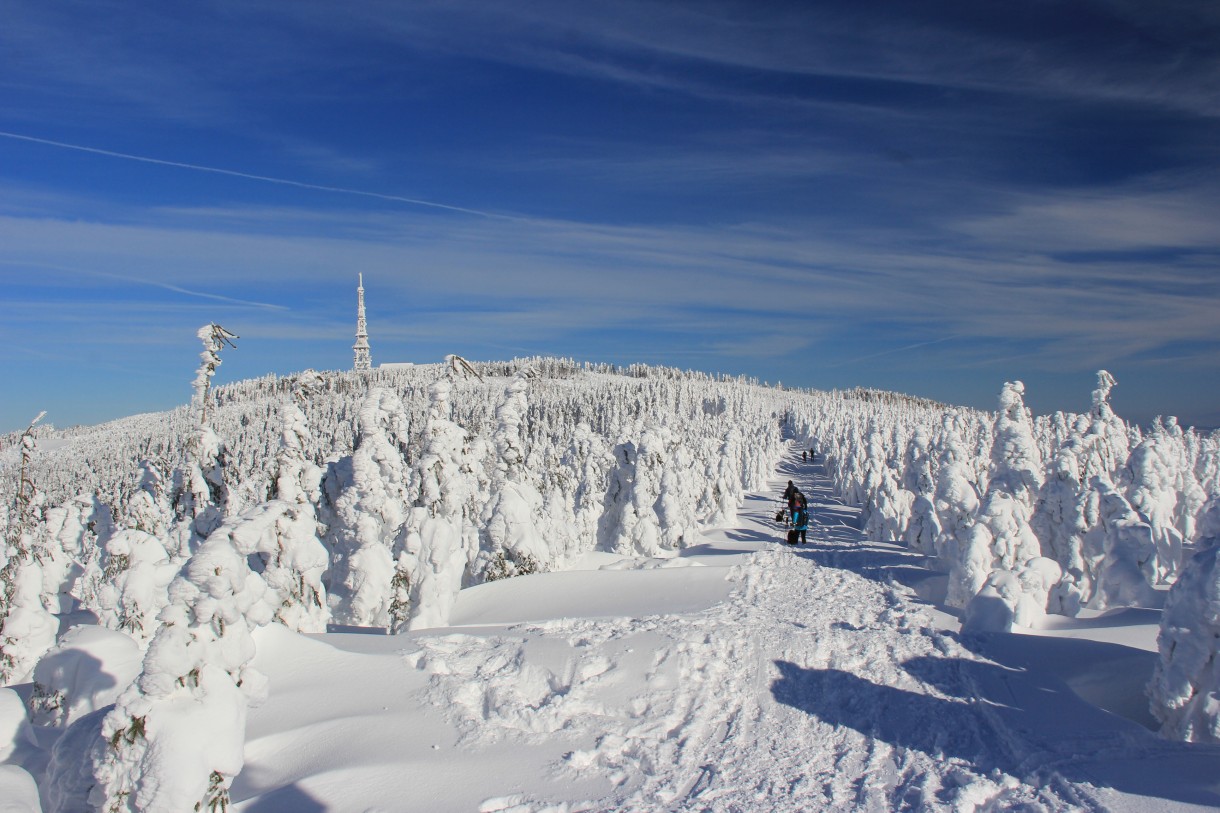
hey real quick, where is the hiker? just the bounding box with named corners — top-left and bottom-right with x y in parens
top-left (802, 450), bottom-right (807, 462)
top-left (792, 492), bottom-right (809, 544)
top-left (782, 480), bottom-right (797, 507)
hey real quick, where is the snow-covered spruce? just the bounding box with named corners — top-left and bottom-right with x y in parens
top-left (91, 513), bottom-right (275, 813)
top-left (255, 392), bottom-right (329, 633)
top-left (321, 387), bottom-right (412, 629)
top-left (1149, 499), bottom-right (1220, 742)
top-left (476, 373), bottom-right (548, 583)
top-left (397, 378), bottom-right (484, 631)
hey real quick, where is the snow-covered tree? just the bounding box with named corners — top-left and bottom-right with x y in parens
top-left (901, 428), bottom-right (940, 556)
top-left (0, 412), bottom-right (58, 685)
top-left (40, 492), bottom-right (114, 615)
top-left (955, 383), bottom-right (1047, 620)
top-left (323, 387), bottom-right (411, 628)
top-left (937, 414), bottom-right (984, 607)
top-left (1032, 435), bottom-right (1090, 614)
top-left (1123, 422), bottom-right (1185, 583)
top-left (1149, 499), bottom-right (1220, 742)
top-left (397, 378), bottom-right (483, 631)
top-left (168, 325), bottom-right (239, 555)
top-left (92, 516), bottom-right (275, 813)
top-left (1080, 370), bottom-right (1129, 484)
top-left (80, 528), bottom-right (178, 644)
top-left (476, 374), bottom-right (548, 582)
top-left (655, 435), bottom-right (703, 549)
top-left (256, 390), bottom-right (329, 633)
top-left (597, 427), bottom-right (670, 557)
top-left (1085, 477), bottom-right (1157, 610)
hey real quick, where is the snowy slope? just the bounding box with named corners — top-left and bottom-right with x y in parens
top-left (225, 447), bottom-right (1220, 812)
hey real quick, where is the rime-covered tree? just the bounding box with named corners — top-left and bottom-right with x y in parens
top-left (92, 516), bottom-right (275, 813)
top-left (397, 378), bottom-right (483, 631)
top-left (1122, 419), bottom-right (1190, 583)
top-left (255, 384), bottom-right (330, 633)
top-left (1032, 435), bottom-right (1090, 614)
top-left (323, 387), bottom-right (411, 628)
top-left (80, 528), bottom-right (178, 644)
top-left (169, 325), bottom-right (239, 556)
top-left (901, 428), bottom-right (939, 556)
top-left (476, 374), bottom-right (548, 582)
top-left (1149, 499), bottom-right (1220, 742)
top-left (1080, 370), bottom-right (1129, 484)
top-left (40, 492), bottom-right (114, 615)
top-left (937, 414), bottom-right (983, 607)
top-left (597, 426), bottom-right (671, 557)
top-left (957, 383), bottom-right (1049, 621)
top-left (0, 412), bottom-right (58, 685)
top-left (1085, 477), bottom-right (1158, 610)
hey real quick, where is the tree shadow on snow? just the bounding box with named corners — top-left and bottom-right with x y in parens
top-left (771, 656), bottom-right (1220, 807)
top-left (717, 529), bottom-right (781, 546)
top-left (792, 543), bottom-right (942, 595)
top-left (240, 783), bottom-right (327, 813)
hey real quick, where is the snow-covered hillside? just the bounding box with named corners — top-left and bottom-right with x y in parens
top-left (1, 357), bottom-right (1219, 811)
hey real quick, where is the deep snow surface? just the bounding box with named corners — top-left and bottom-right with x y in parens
top-left (226, 449), bottom-right (1220, 812)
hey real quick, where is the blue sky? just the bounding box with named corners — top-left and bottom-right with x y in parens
top-left (1, 0), bottom-right (1218, 433)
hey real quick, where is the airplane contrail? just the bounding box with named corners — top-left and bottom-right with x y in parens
top-left (0, 260), bottom-right (289, 311)
top-left (0, 130), bottom-right (516, 220)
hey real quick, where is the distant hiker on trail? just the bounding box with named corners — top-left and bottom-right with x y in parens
top-left (783, 480), bottom-right (797, 507)
top-left (802, 450), bottom-right (807, 462)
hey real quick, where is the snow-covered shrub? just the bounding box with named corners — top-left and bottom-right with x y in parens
top-left (29, 625), bottom-right (142, 729)
top-left (0, 687), bottom-right (32, 762)
top-left (79, 529), bottom-right (177, 644)
top-left (92, 514), bottom-right (275, 813)
top-left (0, 553), bottom-right (59, 686)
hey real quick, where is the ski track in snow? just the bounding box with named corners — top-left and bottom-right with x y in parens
top-left (239, 445), bottom-right (1210, 812)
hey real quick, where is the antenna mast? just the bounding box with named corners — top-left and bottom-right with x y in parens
top-left (353, 273), bottom-right (372, 372)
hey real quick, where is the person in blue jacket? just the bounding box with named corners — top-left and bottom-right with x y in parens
top-left (790, 491), bottom-right (809, 544)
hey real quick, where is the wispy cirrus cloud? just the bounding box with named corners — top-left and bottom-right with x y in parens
top-left (0, 189), bottom-right (1215, 372)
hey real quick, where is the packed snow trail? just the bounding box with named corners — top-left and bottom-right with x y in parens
top-left (235, 445), bottom-right (1218, 812)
